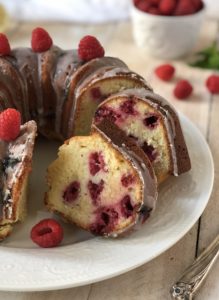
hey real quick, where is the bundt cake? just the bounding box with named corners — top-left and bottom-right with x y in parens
top-left (45, 120), bottom-right (157, 237)
top-left (0, 119), bottom-right (37, 239)
top-left (93, 88), bottom-right (191, 183)
top-left (0, 36), bottom-right (151, 140)
top-left (0, 29), bottom-right (191, 241)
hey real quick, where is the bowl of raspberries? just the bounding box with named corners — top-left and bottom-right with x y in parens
top-left (131, 0), bottom-right (206, 59)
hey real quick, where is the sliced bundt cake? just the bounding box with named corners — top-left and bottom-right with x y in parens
top-left (0, 113), bottom-right (37, 239)
top-left (0, 30), bottom-right (152, 140)
top-left (45, 120), bottom-right (157, 237)
top-left (93, 88), bottom-right (191, 183)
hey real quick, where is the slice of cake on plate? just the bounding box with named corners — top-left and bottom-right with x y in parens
top-left (45, 120), bottom-right (158, 237)
top-left (93, 88), bottom-right (191, 183)
top-left (0, 109), bottom-right (37, 240)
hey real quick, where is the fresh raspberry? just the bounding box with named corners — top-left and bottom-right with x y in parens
top-left (174, 80), bottom-right (193, 99)
top-left (133, 0), bottom-right (142, 7)
top-left (150, 0), bottom-right (161, 5)
top-left (31, 219), bottom-right (63, 248)
top-left (159, 0), bottom-right (176, 15)
top-left (136, 1), bottom-right (151, 12)
top-left (191, 0), bottom-right (203, 11)
top-left (155, 64), bottom-right (175, 81)
top-left (78, 35), bottom-right (105, 61)
top-left (148, 7), bottom-right (160, 15)
top-left (0, 33), bottom-right (11, 56)
top-left (31, 27), bottom-right (53, 52)
top-left (0, 108), bottom-right (21, 142)
top-left (174, 0), bottom-right (196, 16)
top-left (206, 75), bottom-right (219, 94)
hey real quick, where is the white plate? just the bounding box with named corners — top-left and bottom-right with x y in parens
top-left (0, 114), bottom-right (214, 291)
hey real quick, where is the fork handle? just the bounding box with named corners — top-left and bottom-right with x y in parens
top-left (170, 234), bottom-right (219, 300)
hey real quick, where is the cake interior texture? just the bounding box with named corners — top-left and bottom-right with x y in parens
top-left (45, 129), bottom-right (153, 236)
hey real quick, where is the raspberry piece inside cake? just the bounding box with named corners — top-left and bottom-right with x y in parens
top-left (88, 179), bottom-right (104, 205)
top-left (63, 181), bottom-right (80, 204)
top-left (94, 106), bottom-right (119, 124)
top-left (89, 151), bottom-right (105, 176)
top-left (120, 195), bottom-right (134, 218)
top-left (120, 99), bottom-right (137, 115)
top-left (90, 207), bottom-right (119, 235)
top-left (142, 142), bottom-right (158, 162)
top-left (121, 174), bottom-right (135, 187)
top-left (90, 87), bottom-right (102, 100)
top-left (143, 114), bottom-right (159, 129)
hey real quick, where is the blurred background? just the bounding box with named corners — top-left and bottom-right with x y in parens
top-left (0, 0), bottom-right (217, 56)
top-left (0, 0), bottom-right (217, 66)
top-left (0, 0), bottom-right (218, 23)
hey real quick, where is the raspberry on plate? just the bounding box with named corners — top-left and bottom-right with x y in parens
top-left (155, 64), bottom-right (175, 81)
top-left (0, 108), bottom-right (21, 141)
top-left (30, 218), bottom-right (64, 248)
top-left (0, 33), bottom-right (11, 56)
top-left (206, 75), bottom-right (219, 94)
top-left (31, 27), bottom-right (53, 52)
top-left (173, 80), bottom-right (193, 99)
top-left (78, 35), bottom-right (105, 61)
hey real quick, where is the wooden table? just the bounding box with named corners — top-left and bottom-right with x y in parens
top-left (2, 18), bottom-right (219, 299)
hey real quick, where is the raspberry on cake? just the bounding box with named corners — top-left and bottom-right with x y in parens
top-left (93, 88), bottom-right (191, 183)
top-left (78, 35), bottom-right (105, 61)
top-left (0, 33), bottom-right (11, 56)
top-left (0, 108), bottom-right (21, 141)
top-left (0, 30), bottom-right (152, 140)
top-left (31, 27), bottom-right (53, 52)
top-left (45, 120), bottom-right (157, 237)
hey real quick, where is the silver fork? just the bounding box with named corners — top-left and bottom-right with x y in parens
top-left (170, 234), bottom-right (219, 300)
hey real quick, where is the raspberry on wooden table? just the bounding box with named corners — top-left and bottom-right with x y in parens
top-left (0, 108), bottom-right (21, 141)
top-left (173, 80), bottom-right (193, 99)
top-left (206, 75), bottom-right (219, 94)
top-left (31, 27), bottom-right (53, 52)
top-left (155, 64), bottom-right (175, 81)
top-left (30, 218), bottom-right (63, 248)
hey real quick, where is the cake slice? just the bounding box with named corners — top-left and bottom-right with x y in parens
top-left (93, 88), bottom-right (191, 183)
top-left (0, 120), bottom-right (37, 239)
top-left (45, 120), bottom-right (157, 237)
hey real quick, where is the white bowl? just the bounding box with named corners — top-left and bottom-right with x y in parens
top-left (131, 4), bottom-right (206, 59)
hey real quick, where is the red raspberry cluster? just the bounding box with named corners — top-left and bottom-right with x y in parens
top-left (134, 0), bottom-right (203, 16)
top-left (155, 63), bottom-right (219, 99)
